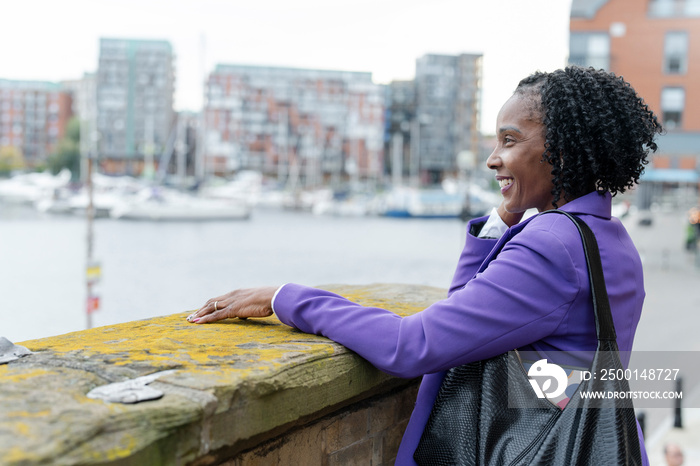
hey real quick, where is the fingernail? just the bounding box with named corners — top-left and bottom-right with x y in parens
top-left (192, 318), bottom-right (200, 323)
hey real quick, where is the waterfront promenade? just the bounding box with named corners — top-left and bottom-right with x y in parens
top-left (621, 207), bottom-right (700, 465)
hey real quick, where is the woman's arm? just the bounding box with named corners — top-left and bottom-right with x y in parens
top-left (273, 225), bottom-right (580, 379)
top-left (188, 211), bottom-right (578, 380)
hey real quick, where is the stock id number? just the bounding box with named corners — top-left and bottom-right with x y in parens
top-left (585, 368), bottom-right (680, 381)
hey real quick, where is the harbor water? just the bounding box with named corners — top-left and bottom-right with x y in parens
top-left (0, 204), bottom-right (467, 342)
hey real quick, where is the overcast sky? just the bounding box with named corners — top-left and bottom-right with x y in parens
top-left (2, 0), bottom-right (572, 133)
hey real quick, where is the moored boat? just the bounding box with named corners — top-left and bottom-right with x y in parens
top-left (110, 188), bottom-right (251, 221)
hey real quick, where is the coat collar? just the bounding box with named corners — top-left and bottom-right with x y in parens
top-left (513, 191), bottom-right (612, 235)
top-left (558, 191), bottom-right (612, 220)
top-left (476, 192), bottom-right (613, 274)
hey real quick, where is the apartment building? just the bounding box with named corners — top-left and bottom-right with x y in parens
top-left (569, 0), bottom-right (700, 201)
top-left (96, 38), bottom-right (175, 175)
top-left (415, 54), bottom-right (482, 185)
top-left (0, 79), bottom-right (73, 169)
top-left (203, 64), bottom-right (384, 187)
top-left (384, 80), bottom-right (416, 186)
top-left (384, 54), bottom-right (482, 186)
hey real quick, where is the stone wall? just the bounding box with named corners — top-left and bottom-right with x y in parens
top-left (225, 383), bottom-right (420, 466)
top-left (0, 284), bottom-right (446, 465)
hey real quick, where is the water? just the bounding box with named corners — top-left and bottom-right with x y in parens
top-left (0, 205), bottom-right (467, 342)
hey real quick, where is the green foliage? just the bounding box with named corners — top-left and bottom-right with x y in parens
top-left (65, 117), bottom-right (80, 142)
top-left (47, 117), bottom-right (81, 180)
top-left (0, 146), bottom-right (25, 175)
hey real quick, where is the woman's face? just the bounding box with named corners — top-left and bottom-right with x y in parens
top-left (486, 94), bottom-right (558, 213)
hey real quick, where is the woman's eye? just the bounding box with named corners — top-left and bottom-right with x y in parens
top-left (503, 136), bottom-right (515, 145)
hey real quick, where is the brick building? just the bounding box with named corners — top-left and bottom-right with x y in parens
top-left (569, 0), bottom-right (700, 204)
top-left (0, 79), bottom-right (73, 169)
top-left (203, 64), bottom-right (384, 189)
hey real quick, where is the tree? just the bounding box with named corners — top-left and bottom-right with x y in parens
top-left (47, 117), bottom-right (81, 180)
top-left (0, 146), bottom-right (25, 175)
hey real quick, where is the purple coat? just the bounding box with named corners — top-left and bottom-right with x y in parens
top-left (273, 191), bottom-right (648, 465)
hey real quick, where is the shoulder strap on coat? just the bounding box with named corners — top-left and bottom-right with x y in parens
top-left (539, 210), bottom-right (617, 342)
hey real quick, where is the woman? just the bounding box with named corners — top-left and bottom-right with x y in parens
top-left (187, 66), bottom-right (662, 464)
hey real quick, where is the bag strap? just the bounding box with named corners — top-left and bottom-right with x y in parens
top-left (539, 210), bottom-right (617, 342)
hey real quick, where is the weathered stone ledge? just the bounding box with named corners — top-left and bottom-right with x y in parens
top-left (0, 284), bottom-right (446, 465)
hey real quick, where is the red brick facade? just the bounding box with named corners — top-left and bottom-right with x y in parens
top-left (571, 0), bottom-right (700, 131)
top-left (571, 0), bottom-right (700, 175)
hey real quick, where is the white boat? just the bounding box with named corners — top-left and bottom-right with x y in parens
top-left (311, 192), bottom-right (375, 217)
top-left (199, 171), bottom-right (263, 205)
top-left (377, 187), bottom-right (464, 218)
top-left (377, 184), bottom-right (499, 219)
top-left (34, 173), bottom-right (145, 217)
top-left (0, 170), bottom-right (71, 205)
top-left (34, 188), bottom-right (74, 214)
top-left (110, 188), bottom-right (251, 221)
top-left (66, 191), bottom-right (129, 218)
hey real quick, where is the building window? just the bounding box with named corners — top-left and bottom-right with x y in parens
top-left (569, 32), bottom-right (610, 70)
top-left (661, 87), bottom-right (685, 129)
top-left (664, 32), bottom-right (688, 74)
top-left (649, 0), bottom-right (700, 17)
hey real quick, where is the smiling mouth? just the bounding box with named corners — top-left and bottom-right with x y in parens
top-left (498, 178), bottom-right (513, 189)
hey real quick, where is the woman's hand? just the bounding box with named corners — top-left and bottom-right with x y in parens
top-left (497, 201), bottom-right (525, 228)
top-left (186, 286), bottom-right (279, 324)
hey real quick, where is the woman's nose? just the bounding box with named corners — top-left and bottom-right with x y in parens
top-left (486, 149), bottom-right (500, 170)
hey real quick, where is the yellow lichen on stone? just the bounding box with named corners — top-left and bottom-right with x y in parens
top-left (3, 410), bottom-right (51, 418)
top-left (0, 367), bottom-right (50, 383)
top-left (22, 312), bottom-right (338, 378)
top-left (93, 433), bottom-right (139, 462)
top-left (14, 423), bottom-right (29, 436)
top-left (2, 446), bottom-right (39, 463)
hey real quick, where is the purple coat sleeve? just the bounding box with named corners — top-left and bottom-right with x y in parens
top-left (273, 217), bottom-right (580, 379)
top-left (447, 215), bottom-right (498, 296)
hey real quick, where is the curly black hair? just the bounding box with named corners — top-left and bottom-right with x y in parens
top-left (514, 66), bottom-right (663, 208)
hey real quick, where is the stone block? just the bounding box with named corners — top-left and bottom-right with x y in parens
top-left (328, 438), bottom-right (374, 466)
top-left (369, 395), bottom-right (397, 435)
top-left (382, 418), bottom-right (410, 461)
top-left (276, 421), bottom-right (324, 465)
top-left (396, 383), bottom-right (421, 422)
top-left (337, 408), bottom-right (370, 448)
